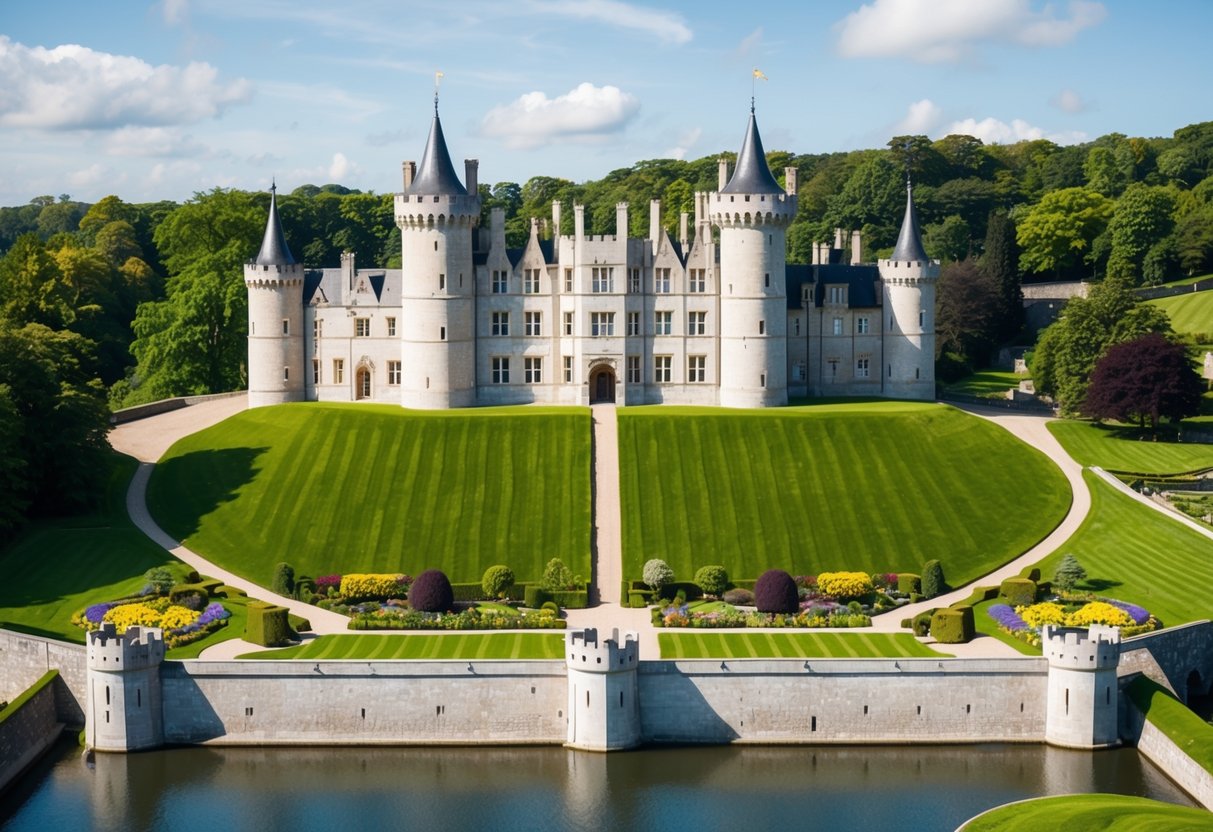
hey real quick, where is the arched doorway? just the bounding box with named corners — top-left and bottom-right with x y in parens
top-left (355, 367), bottom-right (371, 400)
top-left (590, 366), bottom-right (616, 404)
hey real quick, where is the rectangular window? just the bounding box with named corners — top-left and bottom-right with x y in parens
top-left (919, 310), bottom-right (925, 327)
top-left (654, 268), bottom-right (671, 293)
top-left (856, 316), bottom-right (869, 335)
top-left (525, 311), bottom-right (542, 337)
top-left (313, 319), bottom-right (321, 340)
top-left (312, 359), bottom-right (320, 384)
top-left (654, 355), bottom-right (672, 383)
top-left (564, 268), bottom-right (573, 292)
top-left (439, 273), bottom-right (445, 290)
top-left (828, 286), bottom-right (846, 305)
top-left (491, 311), bottom-right (509, 336)
top-left (688, 311), bottom-right (706, 335)
top-left (388, 360), bottom-right (401, 385)
top-left (563, 311), bottom-right (573, 336)
top-left (856, 357), bottom-right (870, 379)
top-left (524, 268), bottom-right (541, 294)
top-left (563, 355), bottom-right (572, 382)
top-left (832, 317), bottom-right (843, 336)
top-left (282, 319), bottom-right (290, 335)
top-left (764, 273), bottom-right (770, 287)
top-left (627, 311), bottom-right (640, 336)
top-left (688, 355), bottom-right (706, 383)
top-left (333, 359), bottom-right (344, 384)
top-left (440, 326), bottom-right (446, 341)
top-left (591, 312), bottom-right (615, 337)
top-left (592, 267), bottom-right (614, 293)
top-left (492, 270), bottom-right (507, 294)
top-left (355, 317), bottom-right (370, 337)
top-left (689, 268), bottom-right (706, 293)
top-left (655, 310), bottom-right (672, 335)
top-left (626, 355), bottom-right (640, 384)
top-left (628, 268), bottom-right (641, 293)
top-left (759, 319), bottom-right (766, 335)
top-left (524, 357), bottom-right (542, 384)
top-left (283, 367), bottom-right (289, 381)
top-left (386, 317), bottom-right (396, 336)
top-left (491, 356), bottom-right (510, 384)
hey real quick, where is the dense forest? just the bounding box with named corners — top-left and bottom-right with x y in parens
top-left (1, 122), bottom-right (1211, 537)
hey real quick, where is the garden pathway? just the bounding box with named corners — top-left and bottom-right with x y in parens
top-left (1092, 466), bottom-right (1213, 543)
top-left (108, 395), bottom-right (352, 640)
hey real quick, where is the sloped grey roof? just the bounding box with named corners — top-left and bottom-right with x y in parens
top-left (721, 111), bottom-right (784, 196)
top-left (408, 112), bottom-right (467, 197)
top-left (890, 183), bottom-right (928, 262)
top-left (255, 185), bottom-right (296, 266)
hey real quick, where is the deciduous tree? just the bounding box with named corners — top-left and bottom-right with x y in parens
top-left (1084, 333), bottom-right (1203, 431)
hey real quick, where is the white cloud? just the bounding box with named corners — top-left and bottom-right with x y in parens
top-left (69, 164), bottom-right (107, 188)
top-left (895, 99), bottom-right (943, 135)
top-left (944, 116), bottom-right (1086, 145)
top-left (835, 0), bottom-right (1106, 63)
top-left (663, 127), bottom-right (702, 160)
top-left (1052, 89), bottom-right (1089, 113)
top-left (736, 28), bottom-right (763, 57)
top-left (480, 82), bottom-right (640, 150)
top-left (528, 0), bottom-right (692, 44)
top-left (328, 152), bottom-right (355, 180)
top-left (0, 36), bottom-right (251, 129)
top-left (163, 0), bottom-right (188, 25)
top-left (103, 126), bottom-right (205, 157)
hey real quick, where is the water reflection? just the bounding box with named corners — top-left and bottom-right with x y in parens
top-left (0, 741), bottom-right (1197, 832)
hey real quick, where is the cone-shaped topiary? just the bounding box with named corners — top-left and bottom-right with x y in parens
top-left (410, 569), bottom-right (454, 612)
top-left (754, 569), bottom-right (798, 614)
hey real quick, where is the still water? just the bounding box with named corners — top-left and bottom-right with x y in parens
top-left (0, 740), bottom-right (1197, 832)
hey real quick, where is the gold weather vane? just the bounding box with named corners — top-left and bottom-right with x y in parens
top-left (434, 70), bottom-right (444, 112)
top-left (751, 68), bottom-right (768, 113)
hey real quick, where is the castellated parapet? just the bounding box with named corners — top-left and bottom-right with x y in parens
top-left (1043, 625), bottom-right (1121, 749)
top-left (566, 628), bottom-right (640, 751)
top-left (86, 624), bottom-right (165, 752)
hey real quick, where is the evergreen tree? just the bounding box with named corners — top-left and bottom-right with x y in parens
top-left (1053, 554), bottom-right (1087, 592)
top-left (982, 210), bottom-right (1022, 342)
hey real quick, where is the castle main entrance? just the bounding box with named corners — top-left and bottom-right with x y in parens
top-left (590, 367), bottom-right (616, 404)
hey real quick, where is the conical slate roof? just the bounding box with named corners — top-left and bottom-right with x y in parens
top-left (721, 110), bottom-right (784, 196)
top-left (409, 110), bottom-right (467, 196)
top-left (890, 182), bottom-right (928, 262)
top-left (255, 184), bottom-right (296, 266)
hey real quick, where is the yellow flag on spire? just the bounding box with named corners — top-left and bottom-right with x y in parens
top-left (752, 68), bottom-right (768, 81)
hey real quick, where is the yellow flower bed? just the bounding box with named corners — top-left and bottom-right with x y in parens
top-left (104, 603), bottom-right (162, 633)
top-left (1066, 601), bottom-right (1132, 627)
top-left (1018, 602), bottom-right (1067, 628)
top-left (340, 573), bottom-right (406, 599)
top-left (816, 571), bottom-right (873, 599)
top-left (159, 606), bottom-right (200, 630)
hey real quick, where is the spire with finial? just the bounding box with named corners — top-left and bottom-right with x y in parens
top-left (254, 180), bottom-right (296, 266)
top-left (409, 72), bottom-right (467, 197)
top-left (720, 102), bottom-right (783, 196)
top-left (890, 176), bottom-right (928, 263)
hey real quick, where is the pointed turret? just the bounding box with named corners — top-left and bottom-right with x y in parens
top-left (721, 109), bottom-right (784, 195)
top-left (255, 184), bottom-right (296, 266)
top-left (408, 110), bottom-right (467, 196)
top-left (890, 181), bottom-right (928, 263)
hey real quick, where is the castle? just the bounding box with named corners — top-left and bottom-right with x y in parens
top-left (244, 102), bottom-right (939, 409)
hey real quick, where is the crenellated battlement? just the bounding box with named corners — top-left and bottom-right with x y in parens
top-left (244, 261), bottom-right (303, 283)
top-left (87, 623), bottom-right (165, 672)
top-left (566, 628), bottom-right (639, 673)
top-left (707, 190), bottom-right (797, 227)
top-left (1043, 624), bottom-right (1121, 671)
top-left (394, 193), bottom-right (480, 227)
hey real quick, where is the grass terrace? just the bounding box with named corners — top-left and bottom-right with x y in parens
top-left (1049, 420), bottom-right (1213, 474)
top-left (1147, 287), bottom-right (1213, 339)
top-left (243, 632), bottom-right (565, 660)
top-left (658, 631), bottom-right (946, 659)
top-left (147, 403), bottom-right (592, 585)
top-left (943, 370), bottom-right (1024, 398)
top-left (959, 794), bottom-right (1213, 831)
top-left (618, 402), bottom-right (1071, 585)
top-left (1126, 675), bottom-right (1213, 773)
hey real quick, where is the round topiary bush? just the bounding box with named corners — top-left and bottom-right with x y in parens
top-left (481, 564), bottom-right (515, 599)
top-left (754, 569), bottom-right (798, 614)
top-left (722, 587), bottom-right (754, 606)
top-left (643, 559), bottom-right (675, 596)
top-left (409, 569), bottom-right (454, 612)
top-left (694, 565), bottom-right (729, 596)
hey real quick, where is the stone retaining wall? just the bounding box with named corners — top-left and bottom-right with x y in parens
top-left (0, 671), bottom-right (63, 794)
top-left (0, 630), bottom-right (87, 725)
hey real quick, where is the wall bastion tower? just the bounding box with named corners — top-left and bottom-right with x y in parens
top-left (709, 107), bottom-right (796, 408)
top-left (1043, 624), bottom-right (1121, 749)
top-left (394, 103), bottom-right (480, 408)
top-left (878, 181), bottom-right (938, 400)
top-left (565, 628), bottom-right (641, 751)
top-left (86, 623), bottom-right (166, 752)
top-left (245, 184), bottom-right (305, 408)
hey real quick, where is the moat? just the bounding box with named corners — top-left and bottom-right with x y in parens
top-left (0, 741), bottom-right (1196, 831)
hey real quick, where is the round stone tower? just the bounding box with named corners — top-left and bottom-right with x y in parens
top-left (565, 627), bottom-right (641, 751)
top-left (245, 183), bottom-right (305, 408)
top-left (1043, 624), bottom-right (1121, 749)
top-left (878, 182), bottom-right (938, 400)
top-left (394, 101), bottom-right (480, 409)
top-left (86, 622), bottom-right (165, 752)
top-left (709, 107), bottom-right (795, 408)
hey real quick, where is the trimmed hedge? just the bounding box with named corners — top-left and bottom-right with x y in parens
top-left (525, 585), bottom-right (551, 608)
top-left (246, 601), bottom-right (292, 647)
top-left (1020, 566), bottom-right (1042, 582)
top-left (1000, 577), bottom-right (1038, 607)
top-left (628, 592), bottom-right (651, 608)
top-left (288, 613), bottom-right (312, 633)
top-left (930, 605), bottom-right (975, 644)
top-left (897, 573), bottom-right (921, 594)
top-left (921, 560), bottom-right (945, 599)
top-left (411, 570), bottom-right (454, 612)
top-left (954, 585), bottom-right (1000, 608)
top-left (169, 583), bottom-right (211, 604)
top-left (550, 590), bottom-right (588, 609)
top-left (754, 570), bottom-right (798, 614)
top-left (453, 582), bottom-right (527, 602)
top-left (911, 610), bottom-right (934, 637)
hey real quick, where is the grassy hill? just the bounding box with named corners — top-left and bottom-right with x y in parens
top-left (960, 794), bottom-right (1213, 831)
top-left (147, 403), bottom-right (592, 585)
top-left (617, 402), bottom-right (1071, 586)
top-left (1148, 289), bottom-right (1213, 342)
top-left (1049, 420), bottom-right (1213, 473)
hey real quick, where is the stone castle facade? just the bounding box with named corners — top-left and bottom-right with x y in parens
top-left (245, 103), bottom-right (939, 409)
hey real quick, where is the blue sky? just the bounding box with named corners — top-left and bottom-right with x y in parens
top-left (1, 0), bottom-right (1210, 205)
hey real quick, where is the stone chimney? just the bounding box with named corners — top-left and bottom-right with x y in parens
top-left (552, 201), bottom-right (562, 238)
top-left (649, 199), bottom-right (662, 247)
top-left (718, 158), bottom-right (729, 191)
top-left (679, 212), bottom-right (689, 250)
top-left (464, 159), bottom-right (479, 195)
top-left (785, 166), bottom-right (798, 195)
top-left (851, 230), bottom-right (862, 265)
top-left (402, 161), bottom-right (416, 191)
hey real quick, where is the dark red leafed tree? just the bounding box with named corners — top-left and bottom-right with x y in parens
top-left (1084, 333), bottom-right (1203, 432)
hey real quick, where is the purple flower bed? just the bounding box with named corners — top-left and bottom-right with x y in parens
top-left (171, 603), bottom-right (232, 636)
top-left (988, 604), bottom-right (1028, 632)
top-left (1108, 599), bottom-right (1151, 625)
top-left (84, 602), bottom-right (116, 624)
top-left (800, 600), bottom-right (846, 616)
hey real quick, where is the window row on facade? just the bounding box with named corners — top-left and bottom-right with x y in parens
top-left (487, 267), bottom-right (710, 296)
top-left (487, 354), bottom-right (710, 385)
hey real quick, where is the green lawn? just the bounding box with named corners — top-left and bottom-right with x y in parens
top-left (1127, 675), bottom-right (1213, 772)
top-left (960, 794), bottom-right (1213, 831)
top-left (1032, 472), bottom-right (1213, 627)
top-left (944, 370), bottom-right (1024, 398)
top-left (242, 632), bottom-right (565, 660)
top-left (146, 403), bottom-right (592, 585)
top-left (1154, 273), bottom-right (1212, 289)
top-left (1048, 420), bottom-right (1213, 474)
top-left (658, 631), bottom-right (946, 659)
top-left (1148, 287), bottom-right (1213, 336)
top-left (618, 403), bottom-right (1071, 585)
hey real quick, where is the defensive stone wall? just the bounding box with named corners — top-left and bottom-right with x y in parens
top-left (0, 630), bottom-right (86, 725)
top-left (1120, 621), bottom-right (1213, 702)
top-left (0, 671), bottom-right (63, 794)
top-left (1122, 685), bottom-right (1213, 809)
